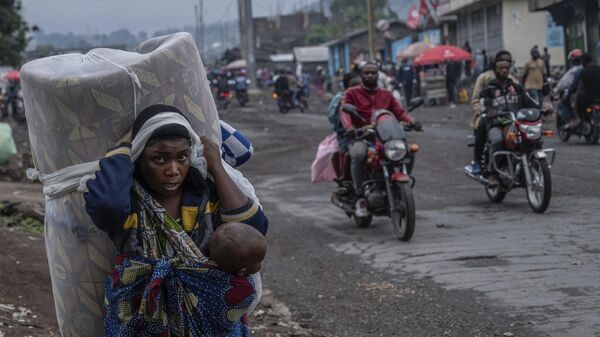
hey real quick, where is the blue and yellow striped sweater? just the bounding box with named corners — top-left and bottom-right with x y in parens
top-left (83, 144), bottom-right (268, 256)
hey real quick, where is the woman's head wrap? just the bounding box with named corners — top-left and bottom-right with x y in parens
top-left (133, 104), bottom-right (191, 141)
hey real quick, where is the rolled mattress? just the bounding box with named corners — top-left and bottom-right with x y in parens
top-left (20, 32), bottom-right (221, 337)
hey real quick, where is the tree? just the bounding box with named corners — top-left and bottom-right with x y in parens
top-left (305, 0), bottom-right (397, 44)
top-left (0, 0), bottom-right (37, 67)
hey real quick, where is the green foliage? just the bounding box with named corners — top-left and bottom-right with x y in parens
top-left (306, 24), bottom-right (340, 45)
top-left (0, 210), bottom-right (44, 236)
top-left (0, 0), bottom-right (37, 67)
top-left (306, 0), bottom-right (398, 44)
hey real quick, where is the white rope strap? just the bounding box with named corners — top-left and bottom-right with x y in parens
top-left (92, 53), bottom-right (143, 118)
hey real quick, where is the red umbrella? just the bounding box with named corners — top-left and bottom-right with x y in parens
top-left (413, 45), bottom-right (472, 66)
top-left (3, 70), bottom-right (20, 81)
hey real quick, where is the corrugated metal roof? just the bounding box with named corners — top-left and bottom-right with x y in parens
top-left (269, 53), bottom-right (294, 62)
top-left (293, 46), bottom-right (329, 63)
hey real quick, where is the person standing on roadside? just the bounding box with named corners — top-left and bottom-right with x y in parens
top-left (522, 46), bottom-right (547, 107)
top-left (543, 47), bottom-right (551, 77)
top-left (397, 58), bottom-right (414, 107)
top-left (445, 61), bottom-right (458, 108)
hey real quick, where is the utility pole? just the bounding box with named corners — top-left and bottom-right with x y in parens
top-left (238, 0), bottom-right (257, 88)
top-left (367, 0), bottom-right (375, 61)
top-left (199, 0), bottom-right (204, 53)
top-left (194, 4), bottom-right (200, 50)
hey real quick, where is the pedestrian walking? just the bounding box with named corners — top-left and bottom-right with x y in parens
top-left (543, 47), bottom-right (551, 77)
top-left (463, 41), bottom-right (472, 77)
top-left (445, 61), bottom-right (459, 108)
top-left (397, 58), bottom-right (414, 106)
top-left (522, 46), bottom-right (547, 107)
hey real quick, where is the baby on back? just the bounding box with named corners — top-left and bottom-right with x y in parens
top-left (210, 222), bottom-right (268, 276)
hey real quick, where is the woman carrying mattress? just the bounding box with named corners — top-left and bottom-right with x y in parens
top-left (83, 104), bottom-right (268, 337)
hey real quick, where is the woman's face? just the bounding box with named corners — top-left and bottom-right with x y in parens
top-left (139, 138), bottom-right (191, 198)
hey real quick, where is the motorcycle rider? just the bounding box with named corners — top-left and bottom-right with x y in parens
top-left (571, 52), bottom-right (600, 129)
top-left (234, 70), bottom-right (249, 103)
top-left (466, 50), bottom-right (517, 175)
top-left (554, 49), bottom-right (583, 126)
top-left (341, 62), bottom-right (421, 217)
top-left (476, 55), bottom-right (539, 184)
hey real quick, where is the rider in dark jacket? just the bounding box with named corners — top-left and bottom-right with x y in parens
top-left (469, 56), bottom-right (538, 180)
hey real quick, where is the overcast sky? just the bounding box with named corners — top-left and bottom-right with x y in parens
top-left (22, 0), bottom-right (321, 35)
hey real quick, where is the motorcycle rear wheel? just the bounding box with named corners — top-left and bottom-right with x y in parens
top-left (556, 115), bottom-right (570, 142)
top-left (353, 214), bottom-right (372, 228)
top-left (526, 158), bottom-right (552, 213)
top-left (584, 126), bottom-right (599, 144)
top-left (391, 183), bottom-right (415, 241)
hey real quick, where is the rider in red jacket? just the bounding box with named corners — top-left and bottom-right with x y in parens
top-left (341, 62), bottom-right (421, 217)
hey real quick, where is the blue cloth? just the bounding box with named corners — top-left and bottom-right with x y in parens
top-left (220, 121), bottom-right (253, 167)
top-left (326, 92), bottom-right (348, 151)
top-left (104, 256), bottom-right (255, 337)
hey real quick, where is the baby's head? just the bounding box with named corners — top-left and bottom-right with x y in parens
top-left (209, 222), bottom-right (267, 276)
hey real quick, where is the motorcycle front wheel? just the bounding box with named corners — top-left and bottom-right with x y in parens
top-left (391, 182), bottom-right (415, 241)
top-left (526, 158), bottom-right (552, 213)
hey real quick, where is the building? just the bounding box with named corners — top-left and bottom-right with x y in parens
top-left (529, 0), bottom-right (599, 60)
top-left (293, 46), bottom-right (329, 73)
top-left (437, 0), bottom-right (566, 68)
top-left (324, 20), bottom-right (412, 78)
top-left (253, 11), bottom-right (328, 67)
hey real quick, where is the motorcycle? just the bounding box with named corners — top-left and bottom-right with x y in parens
top-left (465, 108), bottom-right (556, 213)
top-left (330, 98), bottom-right (424, 241)
top-left (554, 90), bottom-right (600, 144)
top-left (235, 77), bottom-right (251, 107)
top-left (216, 90), bottom-right (232, 110)
top-left (272, 89), bottom-right (307, 113)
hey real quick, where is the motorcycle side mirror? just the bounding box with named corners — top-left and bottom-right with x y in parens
top-left (408, 97), bottom-right (424, 112)
top-left (341, 104), bottom-right (366, 123)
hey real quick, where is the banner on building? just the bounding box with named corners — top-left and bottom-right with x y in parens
top-left (546, 14), bottom-right (564, 48)
top-left (392, 36), bottom-right (413, 60)
top-left (407, 5), bottom-right (420, 30)
top-left (419, 29), bottom-right (441, 45)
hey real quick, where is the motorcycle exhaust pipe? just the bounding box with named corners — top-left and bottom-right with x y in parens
top-left (464, 171), bottom-right (490, 185)
top-left (331, 194), bottom-right (354, 216)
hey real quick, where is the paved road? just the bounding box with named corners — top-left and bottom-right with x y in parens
top-left (223, 97), bottom-right (600, 337)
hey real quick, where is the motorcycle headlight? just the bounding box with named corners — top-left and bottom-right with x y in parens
top-left (521, 124), bottom-right (542, 139)
top-left (384, 140), bottom-right (407, 161)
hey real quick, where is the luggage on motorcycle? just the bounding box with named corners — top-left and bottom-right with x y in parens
top-left (311, 133), bottom-right (339, 183)
top-left (0, 122), bottom-right (17, 164)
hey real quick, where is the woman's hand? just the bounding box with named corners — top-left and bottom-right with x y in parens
top-left (201, 136), bottom-right (222, 172)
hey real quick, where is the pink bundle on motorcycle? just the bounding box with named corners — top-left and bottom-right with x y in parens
top-left (311, 133), bottom-right (339, 183)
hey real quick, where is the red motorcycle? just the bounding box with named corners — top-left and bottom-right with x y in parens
top-left (330, 99), bottom-right (423, 241)
top-left (465, 108), bottom-right (556, 213)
